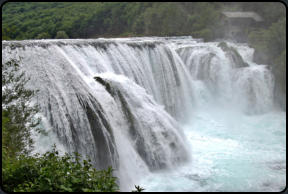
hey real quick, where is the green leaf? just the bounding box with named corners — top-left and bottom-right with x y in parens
top-left (60, 185), bottom-right (73, 192)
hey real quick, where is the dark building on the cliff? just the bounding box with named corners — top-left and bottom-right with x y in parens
top-left (221, 11), bottom-right (264, 42)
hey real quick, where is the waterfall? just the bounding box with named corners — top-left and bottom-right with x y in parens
top-left (2, 38), bottom-right (192, 191)
top-left (176, 41), bottom-right (275, 114)
top-left (2, 37), bottom-right (285, 191)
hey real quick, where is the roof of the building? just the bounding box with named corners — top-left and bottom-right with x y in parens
top-left (222, 11), bottom-right (263, 22)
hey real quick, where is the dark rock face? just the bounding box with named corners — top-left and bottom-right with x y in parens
top-left (217, 42), bottom-right (249, 68)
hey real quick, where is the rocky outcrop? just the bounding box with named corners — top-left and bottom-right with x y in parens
top-left (217, 42), bottom-right (249, 68)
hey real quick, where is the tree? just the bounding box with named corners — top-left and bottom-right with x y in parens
top-left (2, 59), bottom-right (42, 158)
top-left (35, 32), bottom-right (51, 39)
top-left (55, 30), bottom-right (69, 39)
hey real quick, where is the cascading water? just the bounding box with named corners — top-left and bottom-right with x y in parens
top-left (138, 39), bottom-right (285, 192)
top-left (2, 37), bottom-right (285, 191)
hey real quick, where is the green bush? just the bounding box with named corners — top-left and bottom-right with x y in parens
top-left (35, 32), bottom-right (51, 39)
top-left (55, 30), bottom-right (69, 39)
top-left (2, 146), bottom-right (119, 192)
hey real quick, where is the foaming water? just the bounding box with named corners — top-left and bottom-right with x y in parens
top-left (2, 37), bottom-right (285, 191)
top-left (139, 109), bottom-right (286, 192)
top-left (137, 39), bottom-right (285, 192)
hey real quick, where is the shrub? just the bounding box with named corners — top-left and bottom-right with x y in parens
top-left (35, 32), bottom-right (51, 39)
top-left (2, 146), bottom-right (119, 192)
top-left (55, 30), bottom-right (69, 39)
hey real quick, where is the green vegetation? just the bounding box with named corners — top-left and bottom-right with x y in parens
top-left (2, 59), bottom-right (42, 158)
top-left (2, 2), bottom-right (285, 44)
top-left (247, 4), bottom-right (286, 65)
top-left (2, 145), bottom-right (119, 192)
top-left (55, 30), bottom-right (69, 39)
top-left (244, 2), bottom-right (286, 109)
top-left (2, 2), bottom-right (223, 41)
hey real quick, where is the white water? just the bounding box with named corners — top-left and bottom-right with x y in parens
top-left (2, 37), bottom-right (285, 191)
top-left (139, 109), bottom-right (285, 192)
top-left (138, 40), bottom-right (285, 192)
